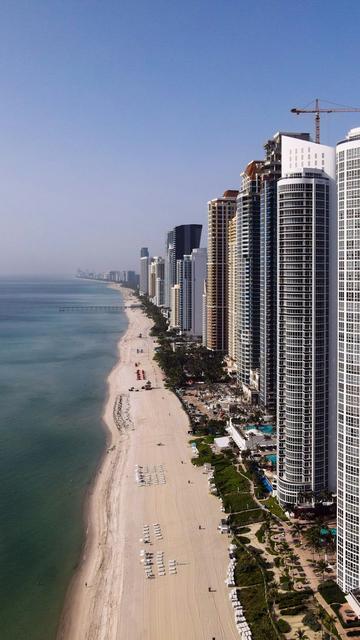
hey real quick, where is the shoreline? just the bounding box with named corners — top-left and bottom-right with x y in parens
top-left (58, 288), bottom-right (239, 640)
top-left (56, 284), bottom-right (131, 639)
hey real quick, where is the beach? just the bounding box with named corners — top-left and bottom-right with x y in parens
top-left (58, 287), bottom-right (238, 640)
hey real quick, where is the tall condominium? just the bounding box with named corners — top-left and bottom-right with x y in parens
top-left (228, 215), bottom-right (237, 362)
top-left (277, 136), bottom-right (336, 506)
top-left (176, 255), bottom-right (192, 331)
top-left (207, 190), bottom-right (238, 351)
top-left (337, 128), bottom-right (360, 593)
top-left (202, 280), bottom-right (207, 346)
top-left (139, 254), bottom-right (150, 295)
top-left (148, 258), bottom-right (156, 299)
top-left (191, 247), bottom-right (207, 337)
top-left (164, 225), bottom-right (202, 309)
top-left (164, 230), bottom-right (174, 308)
top-left (170, 284), bottom-right (181, 328)
top-left (236, 161), bottom-right (264, 388)
top-left (260, 132), bottom-right (310, 411)
top-left (154, 257), bottom-right (165, 306)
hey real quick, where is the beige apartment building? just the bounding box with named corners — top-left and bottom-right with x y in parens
top-left (206, 190), bottom-right (238, 351)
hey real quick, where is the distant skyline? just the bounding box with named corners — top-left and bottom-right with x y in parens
top-left (1, 0), bottom-right (360, 274)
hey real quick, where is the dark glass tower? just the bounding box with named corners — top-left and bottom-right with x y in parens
top-left (165, 224), bottom-right (202, 309)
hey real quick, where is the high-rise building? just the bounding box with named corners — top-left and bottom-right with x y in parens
top-left (202, 280), bottom-right (207, 347)
top-left (236, 161), bottom-right (264, 388)
top-left (176, 255), bottom-right (192, 331)
top-left (107, 270), bottom-right (122, 282)
top-left (191, 247), bottom-right (207, 337)
top-left (154, 257), bottom-right (165, 306)
top-left (228, 215), bottom-right (237, 362)
top-left (170, 284), bottom-right (181, 328)
top-left (207, 190), bottom-right (238, 351)
top-left (260, 132), bottom-right (311, 411)
top-left (140, 254), bottom-right (150, 295)
top-left (336, 128), bottom-right (360, 593)
top-left (155, 277), bottom-right (164, 307)
top-left (276, 136), bottom-right (336, 507)
top-left (128, 270), bottom-right (137, 287)
top-left (148, 258), bottom-right (156, 299)
top-left (165, 225), bottom-right (202, 311)
top-left (164, 230), bottom-right (174, 308)
top-left (140, 247), bottom-right (149, 258)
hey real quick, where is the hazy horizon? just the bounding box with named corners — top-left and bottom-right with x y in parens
top-left (1, 0), bottom-right (360, 274)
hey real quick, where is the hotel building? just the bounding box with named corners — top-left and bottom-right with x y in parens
top-left (276, 136), bottom-right (336, 506)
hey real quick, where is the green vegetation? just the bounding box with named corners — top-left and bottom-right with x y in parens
top-left (239, 585), bottom-right (279, 640)
top-left (263, 496), bottom-right (288, 521)
top-left (318, 580), bottom-right (346, 605)
top-left (140, 295), bottom-right (169, 335)
top-left (279, 605), bottom-right (307, 616)
top-left (256, 523), bottom-right (267, 543)
top-left (230, 509), bottom-right (265, 527)
top-left (234, 548), bottom-right (263, 587)
top-left (223, 492), bottom-right (257, 513)
top-left (277, 619), bottom-right (291, 633)
top-left (213, 458), bottom-right (250, 494)
top-left (275, 589), bottom-right (313, 609)
top-left (139, 296), bottom-right (226, 388)
top-left (302, 612), bottom-right (321, 632)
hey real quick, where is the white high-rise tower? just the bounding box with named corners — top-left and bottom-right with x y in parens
top-left (337, 128), bottom-right (360, 593)
top-left (277, 136), bottom-right (336, 506)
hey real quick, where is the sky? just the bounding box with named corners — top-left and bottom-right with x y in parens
top-left (1, 0), bottom-right (360, 274)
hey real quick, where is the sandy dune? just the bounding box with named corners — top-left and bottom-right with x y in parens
top-left (57, 288), bottom-right (238, 640)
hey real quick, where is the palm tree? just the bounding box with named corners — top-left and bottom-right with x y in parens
top-left (316, 606), bottom-right (327, 640)
top-left (294, 629), bottom-right (309, 640)
top-left (292, 522), bottom-right (302, 539)
top-left (305, 526), bottom-right (322, 559)
top-left (316, 559), bottom-right (328, 582)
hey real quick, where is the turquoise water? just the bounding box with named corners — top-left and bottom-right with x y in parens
top-left (266, 454), bottom-right (277, 465)
top-left (244, 424), bottom-right (274, 434)
top-left (0, 277), bottom-right (127, 640)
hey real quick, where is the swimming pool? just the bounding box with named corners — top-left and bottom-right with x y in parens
top-left (266, 454), bottom-right (277, 465)
top-left (244, 424), bottom-right (274, 434)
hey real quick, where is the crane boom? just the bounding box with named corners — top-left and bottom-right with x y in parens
top-left (290, 98), bottom-right (360, 143)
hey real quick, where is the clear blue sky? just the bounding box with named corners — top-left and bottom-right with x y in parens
top-left (1, 0), bottom-right (359, 274)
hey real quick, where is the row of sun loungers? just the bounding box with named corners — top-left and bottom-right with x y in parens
top-left (228, 589), bottom-right (252, 638)
top-left (225, 558), bottom-right (236, 587)
top-left (134, 465), bottom-right (166, 487)
top-left (140, 548), bottom-right (177, 579)
top-left (141, 523), bottom-right (163, 544)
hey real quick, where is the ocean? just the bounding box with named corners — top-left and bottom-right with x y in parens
top-left (0, 277), bottom-right (127, 640)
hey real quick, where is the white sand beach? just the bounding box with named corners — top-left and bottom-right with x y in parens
top-left (57, 287), bottom-right (238, 640)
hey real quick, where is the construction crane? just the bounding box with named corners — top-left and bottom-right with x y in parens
top-left (291, 98), bottom-right (360, 143)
